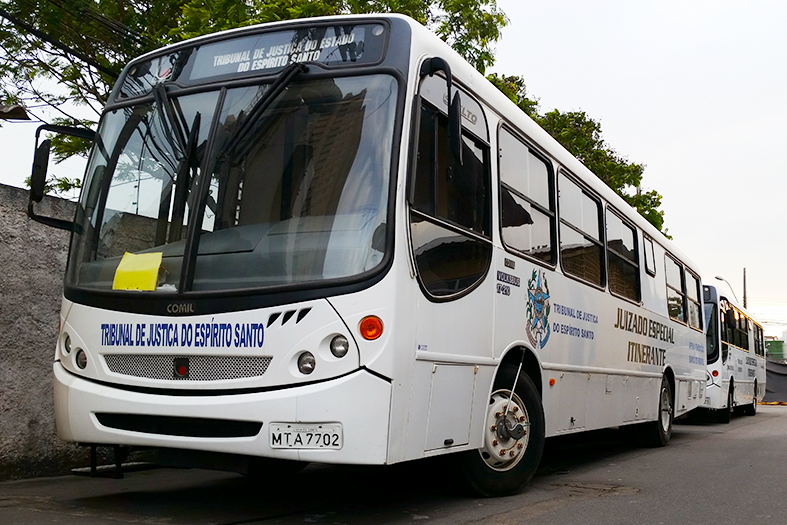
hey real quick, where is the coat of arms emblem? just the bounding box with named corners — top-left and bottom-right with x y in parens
top-left (526, 269), bottom-right (551, 349)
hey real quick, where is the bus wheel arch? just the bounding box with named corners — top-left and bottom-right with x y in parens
top-left (663, 366), bottom-right (676, 407)
top-left (453, 348), bottom-right (545, 497)
top-left (637, 372), bottom-right (674, 447)
top-left (499, 346), bottom-right (542, 398)
top-left (743, 380), bottom-right (757, 416)
top-left (717, 379), bottom-right (733, 423)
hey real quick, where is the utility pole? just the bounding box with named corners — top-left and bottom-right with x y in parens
top-left (743, 268), bottom-right (747, 309)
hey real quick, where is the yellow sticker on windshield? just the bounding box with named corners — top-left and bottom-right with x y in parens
top-left (112, 252), bottom-right (163, 291)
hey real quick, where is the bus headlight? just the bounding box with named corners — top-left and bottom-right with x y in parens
top-left (75, 349), bottom-right (88, 369)
top-left (330, 335), bottom-right (349, 358)
top-left (63, 334), bottom-right (72, 354)
top-left (298, 352), bottom-right (316, 374)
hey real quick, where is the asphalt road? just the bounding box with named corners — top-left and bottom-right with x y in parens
top-left (2, 406), bottom-right (786, 524)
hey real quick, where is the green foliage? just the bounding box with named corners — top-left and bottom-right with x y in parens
top-left (1, 0), bottom-right (507, 118)
top-left (536, 109), bottom-right (645, 192)
top-left (2, 0), bottom-right (665, 228)
top-left (625, 189), bottom-right (669, 237)
top-left (486, 73), bottom-right (538, 118)
top-left (487, 76), bottom-right (668, 233)
top-left (24, 173), bottom-right (81, 197)
top-left (1, 0), bottom-right (506, 165)
top-left (432, 0), bottom-right (507, 74)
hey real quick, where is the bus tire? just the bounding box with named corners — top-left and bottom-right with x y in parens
top-left (640, 376), bottom-right (673, 447)
top-left (743, 381), bottom-right (757, 416)
top-left (717, 383), bottom-right (733, 423)
top-left (454, 366), bottom-right (545, 497)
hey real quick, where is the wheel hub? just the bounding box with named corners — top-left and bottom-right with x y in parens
top-left (481, 391), bottom-right (530, 471)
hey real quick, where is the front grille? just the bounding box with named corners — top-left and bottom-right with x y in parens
top-left (96, 413), bottom-right (262, 438)
top-left (103, 354), bottom-right (273, 381)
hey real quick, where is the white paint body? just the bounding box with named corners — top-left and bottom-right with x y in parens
top-left (53, 14), bottom-right (707, 466)
top-left (703, 285), bottom-right (766, 411)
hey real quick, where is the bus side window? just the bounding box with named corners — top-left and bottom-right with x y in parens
top-left (643, 235), bottom-right (656, 275)
top-left (410, 99), bottom-right (492, 298)
top-left (558, 172), bottom-right (604, 286)
top-left (606, 209), bottom-right (639, 301)
top-left (741, 315), bottom-right (751, 350)
top-left (665, 255), bottom-right (685, 322)
top-left (685, 271), bottom-right (702, 329)
top-left (498, 127), bottom-right (555, 264)
top-left (413, 104), bottom-right (490, 235)
top-left (720, 303), bottom-right (730, 362)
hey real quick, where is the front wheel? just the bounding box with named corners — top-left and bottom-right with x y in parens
top-left (640, 376), bottom-right (673, 447)
top-left (716, 383), bottom-right (733, 423)
top-left (453, 366), bottom-right (545, 497)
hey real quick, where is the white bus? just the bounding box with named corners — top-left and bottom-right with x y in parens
top-left (27, 14), bottom-right (707, 496)
top-left (703, 284), bottom-right (765, 422)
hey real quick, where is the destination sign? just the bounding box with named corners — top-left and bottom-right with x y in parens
top-left (190, 24), bottom-right (385, 80)
top-left (118, 23), bottom-right (388, 99)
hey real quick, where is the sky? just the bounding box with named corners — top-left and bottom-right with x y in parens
top-left (2, 0), bottom-right (786, 335)
top-left (491, 0), bottom-right (787, 336)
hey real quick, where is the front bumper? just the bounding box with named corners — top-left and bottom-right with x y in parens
top-left (54, 363), bottom-right (392, 464)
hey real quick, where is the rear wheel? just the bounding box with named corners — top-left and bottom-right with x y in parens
top-left (743, 381), bottom-right (758, 416)
top-left (640, 376), bottom-right (673, 447)
top-left (454, 366), bottom-right (545, 497)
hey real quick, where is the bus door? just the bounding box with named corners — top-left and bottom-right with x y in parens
top-left (408, 70), bottom-right (494, 450)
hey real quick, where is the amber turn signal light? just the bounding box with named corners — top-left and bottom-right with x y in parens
top-left (359, 316), bottom-right (383, 340)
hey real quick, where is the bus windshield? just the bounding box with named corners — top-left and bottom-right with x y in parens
top-left (66, 73), bottom-right (398, 293)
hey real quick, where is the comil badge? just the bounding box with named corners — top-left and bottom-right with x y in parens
top-left (526, 269), bottom-right (551, 349)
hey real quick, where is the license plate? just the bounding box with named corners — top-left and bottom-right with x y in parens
top-left (269, 423), bottom-right (343, 449)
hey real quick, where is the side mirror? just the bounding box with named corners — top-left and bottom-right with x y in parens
top-left (27, 124), bottom-right (95, 231)
top-left (448, 92), bottom-right (463, 165)
top-left (420, 57), bottom-right (463, 166)
top-left (30, 138), bottom-right (51, 203)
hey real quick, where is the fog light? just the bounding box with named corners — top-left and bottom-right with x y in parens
top-left (75, 349), bottom-right (87, 369)
top-left (63, 334), bottom-right (72, 354)
top-left (330, 335), bottom-right (349, 358)
top-left (298, 352), bottom-right (315, 374)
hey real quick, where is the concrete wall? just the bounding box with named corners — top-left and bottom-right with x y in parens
top-left (0, 183), bottom-right (87, 479)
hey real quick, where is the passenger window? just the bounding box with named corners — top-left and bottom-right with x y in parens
top-left (412, 104), bottom-right (490, 236)
top-left (643, 235), bottom-right (656, 275)
top-left (606, 209), bottom-right (639, 301)
top-left (664, 256), bottom-right (701, 329)
top-left (410, 92), bottom-right (492, 298)
top-left (559, 173), bottom-right (603, 286)
top-left (498, 128), bottom-right (555, 264)
top-left (685, 271), bottom-right (702, 329)
top-left (665, 256), bottom-right (685, 322)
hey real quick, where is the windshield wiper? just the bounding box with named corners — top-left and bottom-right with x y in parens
top-left (178, 62), bottom-right (308, 293)
top-left (153, 112), bottom-right (201, 246)
top-left (171, 112), bottom-right (201, 243)
top-left (217, 61), bottom-right (307, 161)
top-left (153, 83), bottom-right (187, 156)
